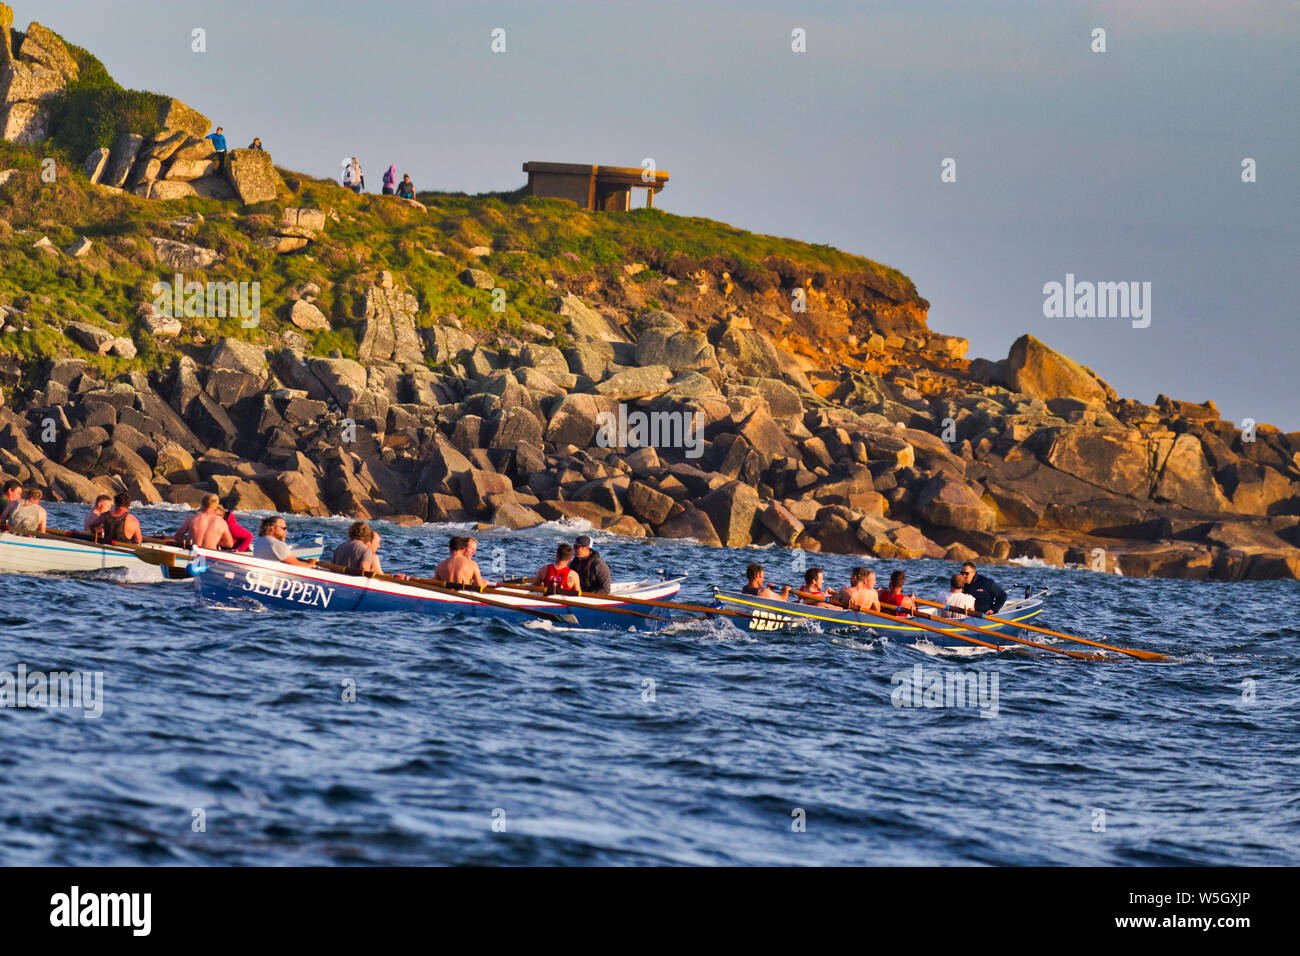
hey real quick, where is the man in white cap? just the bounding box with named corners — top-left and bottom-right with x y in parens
top-left (570, 535), bottom-right (611, 594)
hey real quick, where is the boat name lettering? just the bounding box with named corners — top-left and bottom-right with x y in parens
top-left (242, 571), bottom-right (335, 608)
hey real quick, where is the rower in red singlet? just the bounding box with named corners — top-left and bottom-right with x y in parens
top-left (532, 543), bottom-right (581, 596)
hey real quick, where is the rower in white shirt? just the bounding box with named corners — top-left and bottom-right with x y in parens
top-left (940, 573), bottom-right (977, 618)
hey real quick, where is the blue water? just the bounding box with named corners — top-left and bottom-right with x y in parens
top-left (1, 504), bottom-right (1297, 865)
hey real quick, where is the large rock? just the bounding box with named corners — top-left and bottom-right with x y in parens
top-left (458, 268), bottom-right (494, 290)
top-left (915, 475), bottom-right (995, 531)
top-left (65, 322), bottom-right (115, 354)
top-left (1153, 434), bottom-right (1228, 510)
top-left (169, 136), bottom-right (215, 163)
top-left (138, 128), bottom-right (189, 164)
top-left (83, 147), bottom-right (109, 183)
top-left (102, 132), bottom-right (144, 188)
top-left (164, 156), bottom-right (218, 181)
top-left (0, 4), bottom-right (11, 66)
top-left (714, 327), bottom-right (783, 379)
top-left (357, 284), bottom-right (422, 364)
top-left (1006, 334), bottom-right (1110, 404)
top-left (699, 480), bottom-right (759, 547)
top-left (289, 299), bottom-right (330, 331)
top-left (627, 480), bottom-right (675, 525)
top-left (225, 148), bottom-right (281, 204)
top-left (545, 393), bottom-right (602, 448)
top-left (156, 98), bottom-right (210, 139)
top-left (0, 99), bottom-right (48, 144)
top-left (555, 293), bottom-right (628, 343)
top-left (16, 22), bottom-right (78, 82)
top-left (595, 365), bottom-right (671, 401)
top-left (1044, 428), bottom-right (1150, 497)
top-left (209, 338), bottom-right (268, 377)
top-left (148, 236), bottom-right (221, 271)
top-left (635, 328), bottom-right (716, 373)
top-left (0, 59), bottom-right (62, 104)
top-left (759, 501), bottom-right (805, 545)
top-left (656, 505), bottom-right (722, 547)
top-left (190, 175), bottom-right (237, 200)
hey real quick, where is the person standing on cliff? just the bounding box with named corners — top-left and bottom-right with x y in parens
top-left (381, 165), bottom-right (397, 195)
top-left (343, 157), bottom-right (364, 193)
top-left (396, 174), bottom-right (415, 199)
top-left (206, 126), bottom-right (228, 173)
top-left (960, 562), bottom-right (1007, 615)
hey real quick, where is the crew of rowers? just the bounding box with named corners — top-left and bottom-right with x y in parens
top-left (743, 560), bottom-right (1007, 618)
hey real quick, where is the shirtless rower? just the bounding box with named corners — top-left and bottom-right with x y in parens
top-left (832, 567), bottom-right (880, 612)
top-left (434, 536), bottom-right (488, 588)
top-left (170, 494), bottom-right (234, 550)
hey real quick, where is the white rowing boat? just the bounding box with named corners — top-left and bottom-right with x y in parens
top-left (0, 530), bottom-right (324, 580)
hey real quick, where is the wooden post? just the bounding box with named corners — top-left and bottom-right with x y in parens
top-left (646, 188), bottom-right (654, 209)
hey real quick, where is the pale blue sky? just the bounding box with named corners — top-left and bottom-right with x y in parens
top-left (33, 0), bottom-right (1300, 429)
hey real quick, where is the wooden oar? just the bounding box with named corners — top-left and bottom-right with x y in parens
top-left (27, 529), bottom-right (178, 568)
top-left (316, 561), bottom-right (578, 625)
top-left (912, 597), bottom-right (1174, 662)
top-left (498, 581), bottom-right (752, 620)
top-left (902, 608), bottom-right (1106, 660)
top-left (478, 585), bottom-right (671, 622)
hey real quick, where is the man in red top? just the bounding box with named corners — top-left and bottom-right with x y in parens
top-left (878, 570), bottom-right (918, 616)
top-left (225, 508), bottom-right (254, 553)
top-left (532, 543), bottom-right (580, 595)
top-left (799, 567), bottom-right (830, 607)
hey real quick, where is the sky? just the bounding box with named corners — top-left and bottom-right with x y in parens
top-left (31, 0), bottom-right (1300, 429)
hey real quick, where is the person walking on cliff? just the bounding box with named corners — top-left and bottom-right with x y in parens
top-left (381, 165), bottom-right (397, 195)
top-left (206, 126), bottom-right (228, 173)
top-left (396, 173), bottom-right (415, 199)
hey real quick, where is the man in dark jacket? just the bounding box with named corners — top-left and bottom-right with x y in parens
top-left (570, 535), bottom-right (612, 594)
top-left (960, 561), bottom-right (1007, 614)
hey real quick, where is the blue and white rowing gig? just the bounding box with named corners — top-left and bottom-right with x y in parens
top-left (0, 531), bottom-right (324, 579)
top-left (190, 548), bottom-right (685, 625)
top-left (713, 588), bottom-right (1047, 649)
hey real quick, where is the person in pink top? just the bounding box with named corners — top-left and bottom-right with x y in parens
top-left (225, 507), bottom-right (254, 553)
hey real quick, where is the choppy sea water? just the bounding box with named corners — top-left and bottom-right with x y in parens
top-left (1, 503), bottom-right (1296, 866)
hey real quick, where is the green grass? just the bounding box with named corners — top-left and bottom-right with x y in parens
top-left (0, 130), bottom-right (921, 393)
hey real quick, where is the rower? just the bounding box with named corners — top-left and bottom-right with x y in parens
top-left (367, 531), bottom-right (406, 579)
top-left (84, 494), bottom-right (113, 534)
top-left (799, 567), bottom-right (830, 607)
top-left (253, 516), bottom-right (318, 567)
top-left (5, 488), bottom-right (47, 534)
top-left (333, 521), bottom-right (380, 574)
top-left (0, 480), bottom-right (23, 530)
top-left (94, 493), bottom-right (142, 545)
top-left (571, 535), bottom-right (612, 594)
top-left (742, 562), bottom-right (790, 599)
top-left (224, 503), bottom-right (254, 553)
top-left (940, 574), bottom-right (977, 618)
top-left (170, 494), bottom-right (234, 550)
top-left (434, 535), bottom-right (488, 589)
top-left (960, 561), bottom-right (1007, 615)
top-left (833, 566), bottom-right (880, 612)
top-left (533, 543), bottom-right (581, 596)
top-left (878, 570), bottom-right (918, 616)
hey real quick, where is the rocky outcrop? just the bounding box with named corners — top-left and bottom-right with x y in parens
top-left (226, 148), bottom-right (281, 204)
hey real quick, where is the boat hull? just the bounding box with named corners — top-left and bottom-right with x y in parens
top-left (191, 548), bottom-right (683, 626)
top-left (714, 589), bottom-right (1046, 649)
top-left (0, 531), bottom-right (323, 578)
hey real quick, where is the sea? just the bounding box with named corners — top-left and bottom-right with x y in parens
top-left (1, 503), bottom-right (1296, 866)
